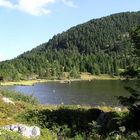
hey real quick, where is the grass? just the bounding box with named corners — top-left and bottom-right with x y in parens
top-left (0, 129), bottom-right (30, 140)
top-left (0, 79), bottom-right (48, 86)
top-left (0, 128), bottom-right (57, 140)
top-left (0, 90), bottom-right (38, 105)
top-left (80, 73), bottom-right (122, 80)
top-left (0, 73), bottom-right (123, 86)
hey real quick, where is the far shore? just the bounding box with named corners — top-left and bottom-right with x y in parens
top-left (0, 73), bottom-right (126, 86)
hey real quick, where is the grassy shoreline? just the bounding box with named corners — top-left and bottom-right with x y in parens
top-left (0, 73), bottom-right (124, 86)
top-left (0, 79), bottom-right (48, 86)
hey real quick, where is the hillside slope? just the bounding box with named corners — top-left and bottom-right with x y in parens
top-left (0, 11), bottom-right (140, 80)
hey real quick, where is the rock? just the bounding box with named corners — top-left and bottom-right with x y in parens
top-left (31, 126), bottom-right (40, 137)
top-left (2, 97), bottom-right (15, 105)
top-left (114, 107), bottom-right (122, 112)
top-left (19, 125), bottom-right (31, 138)
top-left (19, 125), bottom-right (40, 138)
top-left (1, 124), bottom-right (40, 138)
top-left (10, 125), bottom-right (19, 132)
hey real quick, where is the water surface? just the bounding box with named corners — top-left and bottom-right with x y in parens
top-left (5, 80), bottom-right (134, 106)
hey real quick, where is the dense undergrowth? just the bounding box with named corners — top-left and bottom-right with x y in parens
top-left (0, 89), bottom-right (140, 140)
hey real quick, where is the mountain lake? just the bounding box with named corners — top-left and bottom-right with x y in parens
top-left (3, 80), bottom-right (137, 106)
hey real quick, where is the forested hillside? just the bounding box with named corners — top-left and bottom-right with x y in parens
top-left (0, 11), bottom-right (140, 81)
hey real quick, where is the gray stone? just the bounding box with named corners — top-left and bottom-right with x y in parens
top-left (31, 127), bottom-right (40, 137)
top-left (1, 124), bottom-right (40, 138)
top-left (10, 125), bottom-right (18, 132)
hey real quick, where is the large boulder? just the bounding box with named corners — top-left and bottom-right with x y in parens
top-left (1, 124), bottom-right (40, 138)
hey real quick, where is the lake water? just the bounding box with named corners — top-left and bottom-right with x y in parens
top-left (4, 80), bottom-right (135, 106)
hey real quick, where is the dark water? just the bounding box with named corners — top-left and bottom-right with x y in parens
top-left (4, 80), bottom-right (135, 106)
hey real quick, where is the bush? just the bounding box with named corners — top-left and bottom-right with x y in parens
top-left (40, 129), bottom-right (57, 140)
top-left (0, 129), bottom-right (28, 140)
top-left (0, 90), bottom-right (38, 105)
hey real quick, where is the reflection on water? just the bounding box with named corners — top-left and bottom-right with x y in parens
top-left (4, 80), bottom-right (135, 106)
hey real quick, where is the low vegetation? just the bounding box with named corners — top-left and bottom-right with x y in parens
top-left (0, 89), bottom-right (140, 140)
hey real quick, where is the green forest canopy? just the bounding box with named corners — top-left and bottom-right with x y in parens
top-left (0, 11), bottom-right (140, 81)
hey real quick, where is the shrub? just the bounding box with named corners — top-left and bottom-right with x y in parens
top-left (0, 90), bottom-right (38, 105)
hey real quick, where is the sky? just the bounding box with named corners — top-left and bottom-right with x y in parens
top-left (0, 0), bottom-right (140, 61)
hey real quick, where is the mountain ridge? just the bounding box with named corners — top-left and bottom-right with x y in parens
top-left (29, 11), bottom-right (139, 52)
top-left (0, 11), bottom-right (140, 81)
